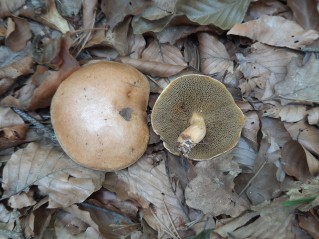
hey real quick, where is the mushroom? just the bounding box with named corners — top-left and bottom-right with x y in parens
top-left (50, 61), bottom-right (150, 171)
top-left (151, 74), bottom-right (245, 160)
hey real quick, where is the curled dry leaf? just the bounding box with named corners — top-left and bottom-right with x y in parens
top-left (275, 55), bottom-right (319, 104)
top-left (185, 155), bottom-right (248, 217)
top-left (282, 140), bottom-right (319, 179)
top-left (228, 15), bottom-right (319, 49)
top-left (284, 119), bottom-right (319, 156)
top-left (214, 200), bottom-right (296, 239)
top-left (263, 104), bottom-right (307, 123)
top-left (242, 111), bottom-right (260, 150)
top-left (0, 124), bottom-right (29, 150)
top-left (2, 142), bottom-right (105, 208)
top-left (121, 57), bottom-right (186, 77)
top-left (198, 32), bottom-right (233, 75)
top-left (0, 106), bottom-right (24, 128)
top-left (307, 107), bottom-right (319, 126)
top-left (103, 152), bottom-right (189, 235)
top-left (5, 17), bottom-right (32, 52)
top-left (0, 55), bottom-right (33, 96)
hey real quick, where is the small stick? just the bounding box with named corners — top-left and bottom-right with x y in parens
top-left (11, 107), bottom-right (59, 146)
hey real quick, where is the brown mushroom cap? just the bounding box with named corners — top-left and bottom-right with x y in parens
top-left (151, 74), bottom-right (245, 160)
top-left (51, 61), bottom-right (150, 171)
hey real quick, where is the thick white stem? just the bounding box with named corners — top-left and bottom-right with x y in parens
top-left (177, 112), bottom-right (206, 157)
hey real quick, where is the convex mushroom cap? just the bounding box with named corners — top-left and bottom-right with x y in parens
top-left (151, 74), bottom-right (245, 160)
top-left (51, 61), bottom-right (150, 171)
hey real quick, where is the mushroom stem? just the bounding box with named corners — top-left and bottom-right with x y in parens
top-left (177, 112), bottom-right (206, 157)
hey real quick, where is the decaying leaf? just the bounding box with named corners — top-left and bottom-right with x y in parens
top-left (128, 34), bottom-right (146, 59)
top-left (0, 106), bottom-right (24, 128)
top-left (214, 200), bottom-right (296, 239)
top-left (198, 32), bottom-right (234, 75)
top-left (2, 142), bottom-right (105, 208)
top-left (275, 54), bottom-right (319, 103)
top-left (284, 119), bottom-right (319, 156)
top-left (246, 0), bottom-right (289, 21)
top-left (261, 117), bottom-right (292, 147)
top-left (0, 0), bottom-right (25, 18)
top-left (228, 15), bottom-right (319, 49)
top-left (103, 152), bottom-right (189, 237)
top-left (231, 137), bottom-right (257, 172)
top-left (0, 123), bottom-right (29, 150)
top-left (263, 103), bottom-right (307, 123)
top-left (185, 155), bottom-right (248, 217)
top-left (5, 17), bottom-right (32, 52)
top-left (282, 140), bottom-right (319, 179)
top-left (298, 211), bottom-right (319, 239)
top-left (176, 0), bottom-right (251, 30)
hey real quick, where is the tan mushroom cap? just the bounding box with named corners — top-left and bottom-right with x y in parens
top-left (51, 61), bottom-right (150, 171)
top-left (151, 74), bottom-right (245, 160)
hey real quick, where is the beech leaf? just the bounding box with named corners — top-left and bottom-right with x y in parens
top-left (307, 107), bottom-right (319, 126)
top-left (176, 0), bottom-right (251, 30)
top-left (2, 143), bottom-right (105, 208)
top-left (228, 15), bottom-right (319, 49)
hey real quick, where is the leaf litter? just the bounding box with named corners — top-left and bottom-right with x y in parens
top-left (1, 1), bottom-right (319, 238)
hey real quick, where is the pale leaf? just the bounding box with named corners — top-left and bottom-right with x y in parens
top-left (275, 55), bottom-right (319, 103)
top-left (215, 201), bottom-right (295, 239)
top-left (2, 142), bottom-right (105, 208)
top-left (307, 107), bottom-right (319, 126)
top-left (120, 57), bottom-right (186, 77)
top-left (261, 117), bottom-right (292, 147)
top-left (8, 191), bottom-right (36, 209)
top-left (185, 155), bottom-right (248, 217)
top-left (141, 0), bottom-right (176, 21)
top-left (228, 15), bottom-right (319, 49)
top-left (198, 33), bottom-right (233, 75)
top-left (242, 111), bottom-right (259, 150)
top-left (284, 120), bottom-right (319, 156)
top-left (0, 204), bottom-right (15, 223)
top-left (176, 0), bottom-right (251, 30)
top-left (231, 137), bottom-right (257, 172)
top-left (263, 104), bottom-right (307, 123)
top-left (132, 15), bottom-right (173, 34)
top-left (103, 152), bottom-right (189, 233)
top-left (0, 106), bottom-right (24, 128)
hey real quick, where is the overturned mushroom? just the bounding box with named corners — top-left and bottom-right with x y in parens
top-left (51, 61), bottom-right (150, 171)
top-left (151, 74), bottom-right (245, 160)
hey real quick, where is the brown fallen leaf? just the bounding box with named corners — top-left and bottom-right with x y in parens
top-left (8, 190), bottom-right (37, 209)
top-left (103, 152), bottom-right (190, 237)
top-left (281, 140), bottom-right (319, 180)
top-left (128, 34), bottom-right (146, 59)
top-left (275, 54), bottom-right (319, 104)
top-left (121, 57), bottom-right (186, 77)
top-left (228, 15), bottom-right (319, 50)
top-left (0, 0), bottom-right (25, 18)
top-left (2, 142), bottom-right (105, 208)
top-left (214, 200), bottom-right (296, 239)
top-left (242, 111), bottom-right (260, 150)
top-left (262, 103), bottom-right (307, 123)
top-left (261, 117), bottom-right (292, 147)
top-left (0, 123), bottom-right (29, 150)
top-left (307, 107), bottom-right (319, 126)
top-left (198, 32), bottom-right (233, 76)
top-left (5, 17), bottom-right (32, 51)
top-left (231, 137), bottom-right (257, 173)
top-left (185, 155), bottom-right (248, 217)
top-left (298, 212), bottom-right (319, 239)
top-left (0, 106), bottom-right (24, 128)
top-left (246, 0), bottom-right (290, 21)
top-left (284, 119), bottom-right (319, 156)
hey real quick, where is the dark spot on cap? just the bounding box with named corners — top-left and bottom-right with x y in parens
top-left (119, 107), bottom-right (132, 121)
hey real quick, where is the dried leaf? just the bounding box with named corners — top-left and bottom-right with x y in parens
top-left (0, 106), bottom-right (24, 128)
top-left (82, 0), bottom-right (98, 29)
top-left (246, 0), bottom-right (289, 21)
top-left (185, 155), bottom-right (248, 217)
top-left (2, 142), bottom-right (105, 208)
top-left (0, 124), bottom-right (29, 150)
top-left (128, 34), bottom-right (146, 59)
top-left (132, 15), bottom-right (174, 34)
top-left (274, 55), bottom-right (319, 103)
top-left (103, 152), bottom-right (189, 234)
top-left (284, 120), bottom-right (319, 156)
top-left (198, 33), bottom-right (233, 75)
top-left (231, 137), bottom-right (257, 172)
top-left (228, 15), bottom-right (319, 49)
top-left (287, 0), bottom-right (319, 31)
top-left (0, 203), bottom-right (15, 223)
top-left (121, 57), bottom-right (186, 77)
top-left (298, 212), bottom-right (319, 239)
top-left (141, 0), bottom-right (175, 21)
top-left (307, 107), bottom-right (319, 126)
top-left (242, 111), bottom-right (259, 150)
top-left (5, 17), bottom-right (32, 51)
top-left (214, 201), bottom-right (295, 239)
top-left (8, 191), bottom-right (37, 209)
top-left (263, 104), bottom-right (307, 123)
top-left (261, 117), bottom-right (292, 147)
top-left (101, 0), bottom-right (150, 29)
top-left (0, 0), bottom-right (25, 18)
top-left (176, 0), bottom-right (251, 30)
top-left (281, 140), bottom-right (319, 179)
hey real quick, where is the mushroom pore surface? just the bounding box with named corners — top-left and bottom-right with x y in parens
top-left (151, 74), bottom-right (245, 160)
top-left (51, 61), bottom-right (150, 171)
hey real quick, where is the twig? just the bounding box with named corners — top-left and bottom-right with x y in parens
top-left (11, 107), bottom-right (59, 146)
